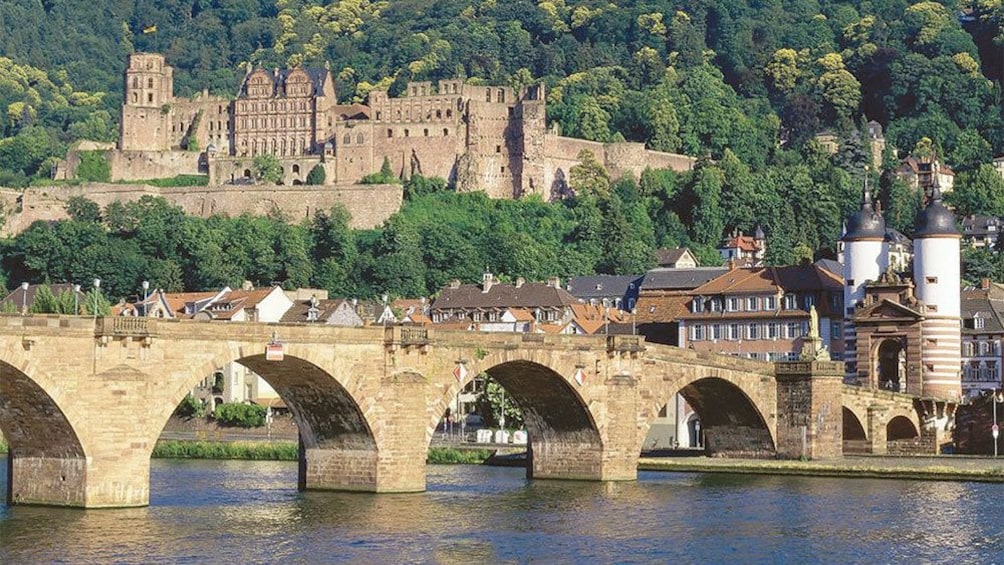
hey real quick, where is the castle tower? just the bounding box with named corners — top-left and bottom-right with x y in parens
top-left (842, 180), bottom-right (888, 380)
top-left (913, 185), bottom-right (962, 399)
top-left (120, 53), bottom-right (174, 151)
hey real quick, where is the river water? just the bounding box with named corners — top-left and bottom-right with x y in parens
top-left (1, 459), bottom-right (1002, 563)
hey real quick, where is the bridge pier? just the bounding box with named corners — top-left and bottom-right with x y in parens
top-left (528, 374), bottom-right (639, 481)
top-left (298, 371), bottom-right (428, 493)
top-left (775, 360), bottom-right (844, 459)
top-left (867, 405), bottom-right (889, 455)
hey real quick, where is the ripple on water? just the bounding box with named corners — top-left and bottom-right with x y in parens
top-left (2, 459), bottom-right (1004, 563)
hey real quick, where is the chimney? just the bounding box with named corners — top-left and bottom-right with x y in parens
top-left (449, 279), bottom-right (461, 289)
top-left (548, 276), bottom-right (560, 288)
top-left (982, 277), bottom-right (991, 291)
top-left (515, 277), bottom-right (525, 288)
top-left (727, 258), bottom-right (737, 271)
top-left (242, 280), bottom-right (254, 291)
top-left (482, 270), bottom-right (494, 293)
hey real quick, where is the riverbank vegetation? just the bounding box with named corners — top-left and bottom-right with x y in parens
top-left (152, 440), bottom-right (298, 460)
top-left (150, 441), bottom-right (494, 465)
top-left (427, 447), bottom-right (494, 465)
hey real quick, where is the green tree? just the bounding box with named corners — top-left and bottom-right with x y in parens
top-left (569, 150), bottom-right (610, 199)
top-left (475, 377), bottom-right (524, 429)
top-left (66, 196), bottom-right (102, 223)
top-left (252, 154), bottom-right (283, 184)
top-left (305, 164), bottom-right (325, 185)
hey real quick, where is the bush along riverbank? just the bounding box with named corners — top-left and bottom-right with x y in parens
top-left (151, 440), bottom-right (495, 465)
top-left (427, 447), bottom-right (494, 465)
top-left (152, 440), bottom-right (298, 461)
top-left (0, 440), bottom-right (7, 454)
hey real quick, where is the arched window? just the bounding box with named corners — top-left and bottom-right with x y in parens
top-left (343, 134), bottom-right (351, 144)
top-left (443, 128), bottom-right (449, 136)
top-left (387, 129), bottom-right (394, 138)
top-left (446, 109), bottom-right (453, 118)
top-left (436, 110), bottom-right (442, 119)
top-left (148, 78), bottom-right (154, 88)
top-left (132, 77), bottom-right (139, 88)
top-left (423, 128), bottom-right (429, 137)
top-left (356, 133), bottom-right (364, 144)
top-left (292, 164), bottom-right (300, 174)
top-left (404, 129), bottom-right (410, 137)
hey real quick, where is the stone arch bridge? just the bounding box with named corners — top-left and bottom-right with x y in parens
top-left (0, 316), bottom-right (937, 508)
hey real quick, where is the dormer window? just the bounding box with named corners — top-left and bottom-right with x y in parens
top-left (975, 315), bottom-right (986, 330)
top-left (693, 297), bottom-right (705, 313)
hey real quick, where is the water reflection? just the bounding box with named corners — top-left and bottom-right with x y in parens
top-left (2, 459), bottom-right (1004, 563)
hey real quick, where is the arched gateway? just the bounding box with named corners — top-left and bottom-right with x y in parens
top-left (0, 316), bottom-right (930, 508)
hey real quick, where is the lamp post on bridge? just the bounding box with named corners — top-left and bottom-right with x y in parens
top-left (141, 280), bottom-right (149, 317)
top-left (20, 281), bottom-right (28, 314)
top-left (73, 284), bottom-right (81, 315)
top-left (994, 389), bottom-right (1003, 458)
top-left (92, 278), bottom-right (101, 324)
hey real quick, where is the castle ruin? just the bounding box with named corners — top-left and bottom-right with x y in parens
top-left (65, 53), bottom-right (694, 199)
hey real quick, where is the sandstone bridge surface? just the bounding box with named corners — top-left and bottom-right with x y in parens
top-left (0, 315), bottom-right (936, 508)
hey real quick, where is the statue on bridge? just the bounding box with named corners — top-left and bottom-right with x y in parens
top-left (799, 305), bottom-right (831, 361)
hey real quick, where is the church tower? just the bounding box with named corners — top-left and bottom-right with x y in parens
top-left (913, 185), bottom-right (962, 399)
top-left (841, 180), bottom-right (888, 380)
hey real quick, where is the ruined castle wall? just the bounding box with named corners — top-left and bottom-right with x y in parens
top-left (208, 156), bottom-right (324, 186)
top-left (120, 105), bottom-right (171, 152)
top-left (169, 96), bottom-right (232, 153)
top-left (542, 135), bottom-right (695, 196)
top-left (108, 150), bottom-right (202, 182)
top-left (3, 183), bottom-right (401, 235)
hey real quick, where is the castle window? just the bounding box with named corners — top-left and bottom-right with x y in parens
top-left (292, 164), bottom-right (300, 174)
top-left (496, 145), bottom-right (501, 153)
top-left (148, 78), bottom-right (154, 88)
top-left (343, 134), bottom-right (351, 144)
top-left (132, 93), bottom-right (138, 103)
top-left (501, 166), bottom-right (505, 173)
top-left (486, 90), bottom-right (491, 102)
top-left (443, 128), bottom-right (449, 136)
top-left (423, 129), bottom-right (429, 137)
top-left (148, 93), bottom-right (153, 103)
top-left (244, 169), bottom-right (252, 178)
top-left (411, 86), bottom-right (417, 96)
top-left (846, 279), bottom-right (854, 287)
top-left (404, 129), bottom-right (410, 137)
top-left (209, 121), bottom-right (214, 131)
top-left (926, 276), bottom-right (938, 284)
top-left (497, 89), bottom-right (505, 103)
top-left (356, 133), bottom-right (364, 144)
top-left (446, 109), bottom-right (453, 118)
top-left (132, 77), bottom-right (139, 88)
top-left (387, 129), bottom-right (393, 138)
top-left (508, 107), bottom-right (514, 117)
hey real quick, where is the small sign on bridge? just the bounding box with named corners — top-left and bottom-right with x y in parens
top-left (266, 340), bottom-right (284, 362)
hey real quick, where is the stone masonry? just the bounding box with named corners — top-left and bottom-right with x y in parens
top-left (0, 315), bottom-right (925, 508)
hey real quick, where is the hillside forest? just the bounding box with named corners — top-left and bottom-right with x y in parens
top-left (4, 0), bottom-right (1004, 298)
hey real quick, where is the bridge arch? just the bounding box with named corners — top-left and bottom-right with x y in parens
top-left (641, 363), bottom-right (777, 457)
top-left (887, 415), bottom-right (919, 441)
top-left (150, 345), bottom-right (390, 492)
top-left (0, 360), bottom-right (87, 505)
top-left (434, 358), bottom-right (604, 480)
top-left (843, 406), bottom-right (867, 440)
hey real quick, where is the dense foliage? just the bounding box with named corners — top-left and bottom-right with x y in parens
top-left (213, 402), bottom-right (268, 428)
top-left (4, 0), bottom-right (1004, 289)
